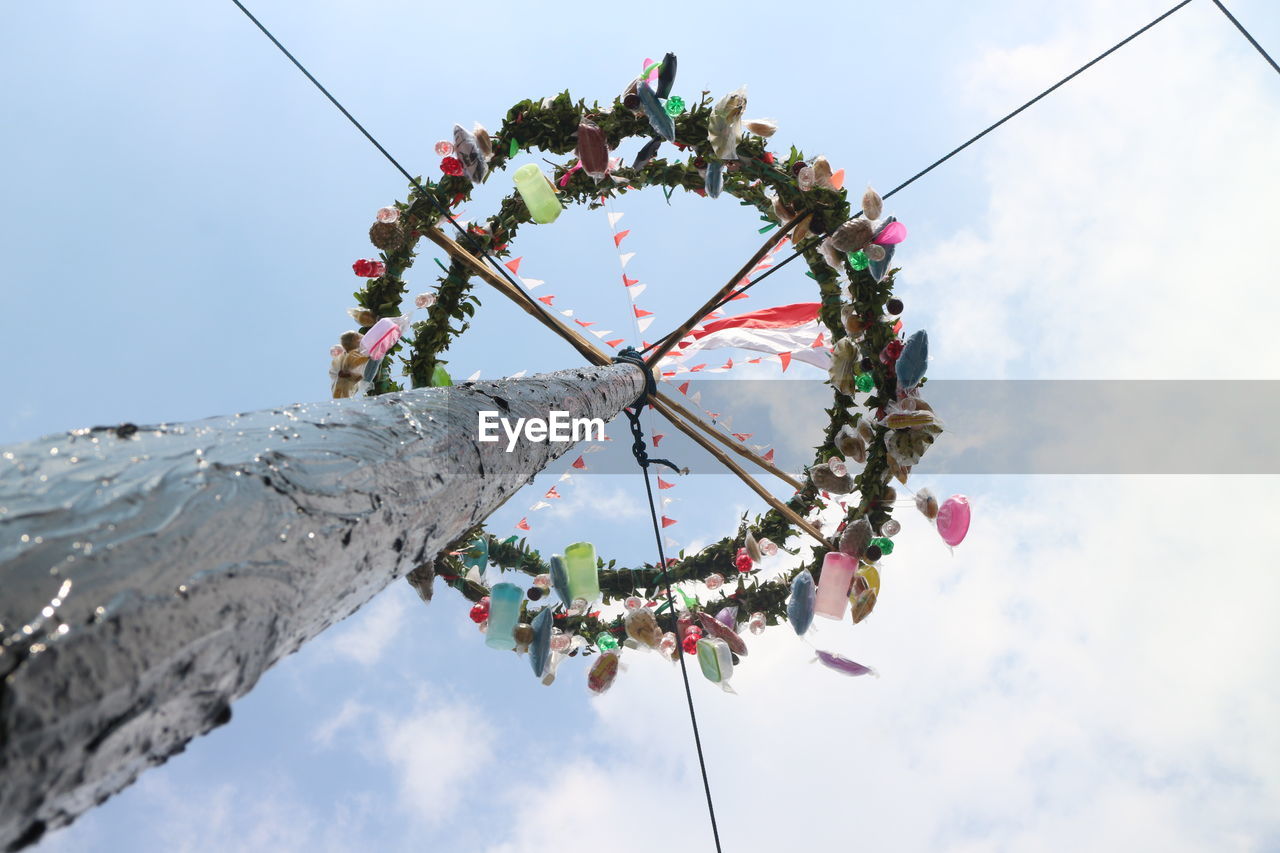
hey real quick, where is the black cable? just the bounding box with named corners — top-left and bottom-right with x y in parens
top-left (878, 0), bottom-right (1195, 202)
top-left (1210, 0), bottom-right (1280, 75)
top-left (227, 0), bottom-right (534, 308)
top-left (645, 0), bottom-right (1196, 357)
top-left (613, 349), bottom-right (722, 853)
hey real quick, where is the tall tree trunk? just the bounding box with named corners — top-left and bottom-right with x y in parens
top-left (0, 364), bottom-right (643, 851)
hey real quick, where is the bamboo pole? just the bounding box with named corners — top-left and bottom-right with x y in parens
top-left (422, 227), bottom-right (612, 367)
top-left (0, 365), bottom-right (646, 850)
top-left (652, 391), bottom-right (804, 491)
top-left (650, 396), bottom-right (827, 545)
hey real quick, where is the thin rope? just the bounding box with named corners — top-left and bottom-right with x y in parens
top-left (878, 0), bottom-right (1194, 201)
top-left (1210, 0), bottom-right (1280, 75)
top-left (614, 350), bottom-right (723, 853)
top-left (644, 0), bottom-right (1195, 353)
top-left (227, 0), bottom-right (536, 315)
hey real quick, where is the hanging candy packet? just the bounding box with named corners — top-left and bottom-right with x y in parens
top-left (625, 603), bottom-right (664, 650)
top-left (696, 637), bottom-right (736, 693)
top-left (814, 649), bottom-right (877, 677)
top-left (452, 123), bottom-right (488, 183)
top-left (587, 650), bottom-right (621, 695)
top-left (698, 611), bottom-right (748, 656)
top-left (788, 569), bottom-right (816, 636)
top-left (529, 607), bottom-right (553, 678)
top-left (360, 315), bottom-right (412, 361)
top-left (936, 494), bottom-right (971, 547)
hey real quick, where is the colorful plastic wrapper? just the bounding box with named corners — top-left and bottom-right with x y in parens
top-left (632, 136), bottom-right (663, 169)
top-left (462, 537), bottom-right (488, 571)
top-left (576, 119), bottom-right (610, 182)
top-left (815, 649), bottom-right (877, 677)
top-left (484, 583), bottom-right (523, 651)
top-left (849, 588), bottom-right (877, 624)
top-left (814, 551), bottom-right (858, 620)
top-left (655, 52), bottom-right (678, 99)
top-left (359, 315), bottom-right (411, 361)
top-left (637, 82), bottom-right (675, 141)
top-left (788, 569), bottom-right (816, 636)
top-left (513, 163), bottom-right (563, 223)
top-left (937, 495), bottom-right (971, 546)
top-left (862, 186), bottom-right (883, 219)
top-left (546, 556), bottom-right (573, 608)
top-left (896, 329), bottom-right (929, 390)
top-left (872, 219), bottom-right (908, 245)
top-left (868, 242), bottom-right (895, 283)
top-left (834, 514), bottom-right (875, 560)
top-left (696, 637), bottom-right (735, 692)
top-left (886, 426), bottom-right (935, 468)
top-left (562, 542), bottom-right (601, 602)
top-left (705, 159), bottom-right (724, 198)
top-left (625, 607), bottom-right (664, 650)
top-left (698, 611), bottom-right (747, 657)
top-left (529, 607), bottom-right (553, 678)
top-left (708, 86), bottom-right (747, 160)
top-left (587, 651), bottom-right (621, 695)
top-left (452, 123), bottom-right (488, 183)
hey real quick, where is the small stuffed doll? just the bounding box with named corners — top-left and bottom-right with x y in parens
top-left (329, 330), bottom-right (370, 399)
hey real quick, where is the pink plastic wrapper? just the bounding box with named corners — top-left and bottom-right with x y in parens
top-left (872, 220), bottom-right (908, 246)
top-left (359, 316), bottom-right (411, 360)
top-left (936, 495), bottom-right (971, 546)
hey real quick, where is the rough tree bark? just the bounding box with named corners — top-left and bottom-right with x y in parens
top-left (0, 364), bottom-right (643, 851)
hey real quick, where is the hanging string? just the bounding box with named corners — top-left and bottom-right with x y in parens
top-left (1210, 0), bottom-right (1280, 75)
top-left (643, 0), bottom-right (1197, 353)
top-left (613, 347), bottom-right (723, 853)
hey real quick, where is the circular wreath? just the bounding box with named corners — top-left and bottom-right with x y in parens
top-left (333, 61), bottom-right (940, 685)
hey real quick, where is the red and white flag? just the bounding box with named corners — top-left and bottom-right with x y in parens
top-left (660, 302), bottom-right (831, 370)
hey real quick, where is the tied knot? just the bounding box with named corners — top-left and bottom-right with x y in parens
top-left (612, 346), bottom-right (680, 473)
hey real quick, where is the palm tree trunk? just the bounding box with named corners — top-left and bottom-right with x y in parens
top-left (0, 364), bottom-right (643, 850)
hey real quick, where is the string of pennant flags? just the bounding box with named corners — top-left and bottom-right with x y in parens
top-left (602, 197), bottom-right (681, 554)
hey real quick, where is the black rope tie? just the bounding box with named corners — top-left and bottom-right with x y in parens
top-left (613, 348), bottom-right (722, 853)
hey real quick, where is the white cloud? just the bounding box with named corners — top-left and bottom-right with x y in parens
top-left (541, 477), bottom-right (644, 522)
top-left (328, 588), bottom-right (408, 666)
top-left (312, 697), bottom-right (372, 748)
top-left (378, 693), bottom-right (496, 827)
top-left (910, 0), bottom-right (1280, 381)
top-left (478, 477), bottom-right (1280, 852)
top-left (474, 4), bottom-right (1280, 850)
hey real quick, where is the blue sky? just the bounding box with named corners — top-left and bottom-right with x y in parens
top-left (4, 0), bottom-right (1280, 850)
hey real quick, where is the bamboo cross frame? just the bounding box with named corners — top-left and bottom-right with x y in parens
top-left (422, 225), bottom-right (828, 548)
top-left (423, 225), bottom-right (809, 490)
top-left (643, 214), bottom-right (809, 367)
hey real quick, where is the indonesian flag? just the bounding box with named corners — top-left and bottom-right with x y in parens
top-left (660, 302), bottom-right (831, 370)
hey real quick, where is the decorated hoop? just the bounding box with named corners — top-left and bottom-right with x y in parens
top-left (332, 56), bottom-right (961, 691)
